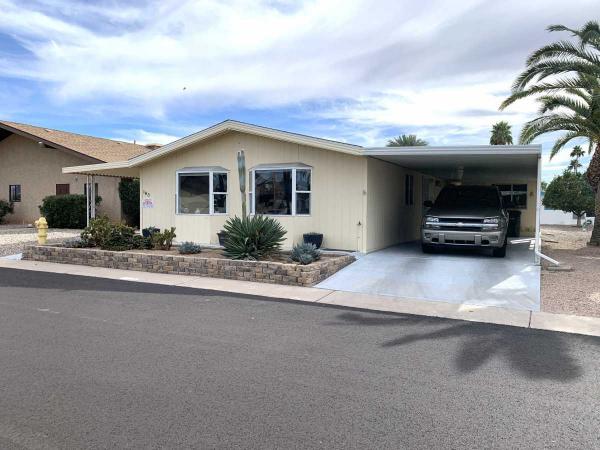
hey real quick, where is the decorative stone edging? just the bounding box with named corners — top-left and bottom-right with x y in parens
top-left (22, 245), bottom-right (355, 287)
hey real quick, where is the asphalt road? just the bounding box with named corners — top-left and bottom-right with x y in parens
top-left (0, 268), bottom-right (599, 449)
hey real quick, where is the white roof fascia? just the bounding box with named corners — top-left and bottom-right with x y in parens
top-left (62, 160), bottom-right (131, 174)
top-left (363, 145), bottom-right (542, 157)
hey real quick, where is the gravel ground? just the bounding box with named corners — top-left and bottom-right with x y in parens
top-left (0, 226), bottom-right (80, 257)
top-left (541, 225), bottom-right (600, 318)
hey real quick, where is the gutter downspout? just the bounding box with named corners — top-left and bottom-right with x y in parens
top-left (533, 154), bottom-right (561, 267)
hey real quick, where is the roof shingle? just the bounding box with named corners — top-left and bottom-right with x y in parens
top-left (0, 120), bottom-right (150, 162)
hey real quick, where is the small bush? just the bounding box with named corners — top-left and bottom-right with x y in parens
top-left (63, 238), bottom-right (93, 248)
top-left (80, 217), bottom-right (141, 251)
top-left (291, 242), bottom-right (321, 265)
top-left (0, 200), bottom-right (14, 223)
top-left (102, 224), bottom-right (136, 251)
top-left (80, 216), bottom-right (112, 247)
top-left (223, 215), bottom-right (286, 260)
top-left (178, 241), bottom-right (202, 254)
top-left (152, 227), bottom-right (176, 250)
top-left (132, 234), bottom-right (153, 250)
top-left (39, 194), bottom-right (101, 229)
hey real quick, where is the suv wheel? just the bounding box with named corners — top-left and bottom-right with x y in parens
top-left (492, 239), bottom-right (507, 258)
top-left (422, 243), bottom-right (434, 254)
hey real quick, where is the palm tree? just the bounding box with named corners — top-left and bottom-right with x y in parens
top-left (571, 145), bottom-right (585, 160)
top-left (568, 145), bottom-right (585, 173)
top-left (500, 21), bottom-right (600, 245)
top-left (490, 121), bottom-right (514, 145)
top-left (568, 158), bottom-right (582, 173)
top-left (387, 134), bottom-right (428, 147)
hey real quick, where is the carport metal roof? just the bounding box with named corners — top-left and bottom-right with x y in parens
top-left (363, 145), bottom-right (541, 180)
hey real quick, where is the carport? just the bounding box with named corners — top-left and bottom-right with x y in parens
top-left (319, 145), bottom-right (543, 311)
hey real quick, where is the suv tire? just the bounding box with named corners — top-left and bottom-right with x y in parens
top-left (422, 243), bottom-right (435, 254)
top-left (492, 239), bottom-right (507, 258)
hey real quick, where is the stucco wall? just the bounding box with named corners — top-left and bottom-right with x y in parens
top-left (140, 131), bottom-right (367, 251)
top-left (365, 158), bottom-right (441, 252)
top-left (0, 134), bottom-right (122, 224)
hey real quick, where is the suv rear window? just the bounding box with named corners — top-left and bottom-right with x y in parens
top-left (435, 186), bottom-right (501, 208)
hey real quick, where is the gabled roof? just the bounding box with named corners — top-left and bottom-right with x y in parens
top-left (127, 120), bottom-right (364, 166)
top-left (63, 119), bottom-right (364, 175)
top-left (0, 120), bottom-right (149, 163)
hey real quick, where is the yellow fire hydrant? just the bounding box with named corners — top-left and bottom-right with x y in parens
top-left (34, 217), bottom-right (48, 245)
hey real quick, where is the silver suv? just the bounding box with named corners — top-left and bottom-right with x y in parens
top-left (421, 185), bottom-right (509, 257)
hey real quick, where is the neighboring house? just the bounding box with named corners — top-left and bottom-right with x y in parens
top-left (64, 120), bottom-right (542, 252)
top-left (0, 121), bottom-right (150, 224)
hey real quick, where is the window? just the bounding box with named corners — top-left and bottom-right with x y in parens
top-left (56, 184), bottom-right (70, 195)
top-left (251, 166), bottom-right (311, 215)
top-left (496, 184), bottom-right (527, 209)
top-left (405, 174), bottom-right (414, 206)
top-left (9, 185), bottom-right (21, 202)
top-left (83, 183), bottom-right (99, 197)
top-left (176, 169), bottom-right (228, 215)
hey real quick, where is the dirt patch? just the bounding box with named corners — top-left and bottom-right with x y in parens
top-left (541, 225), bottom-right (600, 317)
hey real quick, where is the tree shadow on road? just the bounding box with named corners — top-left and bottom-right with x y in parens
top-left (328, 311), bottom-right (595, 382)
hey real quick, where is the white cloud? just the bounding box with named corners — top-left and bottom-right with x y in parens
top-left (111, 129), bottom-right (182, 145)
top-left (0, 0), bottom-right (596, 147)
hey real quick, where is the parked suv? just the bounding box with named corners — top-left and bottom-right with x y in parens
top-left (421, 185), bottom-right (509, 257)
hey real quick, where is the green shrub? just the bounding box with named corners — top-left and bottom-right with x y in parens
top-left (102, 224), bottom-right (136, 251)
top-left (80, 216), bottom-right (143, 251)
top-left (119, 178), bottom-right (140, 227)
top-left (222, 215), bottom-right (286, 260)
top-left (132, 234), bottom-right (153, 250)
top-left (39, 194), bottom-right (101, 229)
top-left (80, 216), bottom-right (112, 247)
top-left (178, 241), bottom-right (202, 254)
top-left (291, 242), bottom-right (321, 265)
top-left (152, 227), bottom-right (176, 250)
top-left (0, 200), bottom-right (14, 223)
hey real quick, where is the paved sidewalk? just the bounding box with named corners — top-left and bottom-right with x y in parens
top-left (0, 258), bottom-right (599, 337)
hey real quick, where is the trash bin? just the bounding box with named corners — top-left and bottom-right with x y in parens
top-left (507, 210), bottom-right (521, 238)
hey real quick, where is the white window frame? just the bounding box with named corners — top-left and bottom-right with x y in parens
top-left (496, 183), bottom-right (528, 209)
top-left (176, 168), bottom-right (229, 216)
top-left (250, 166), bottom-right (312, 216)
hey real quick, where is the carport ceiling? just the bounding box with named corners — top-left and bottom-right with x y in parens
top-left (363, 145), bottom-right (541, 180)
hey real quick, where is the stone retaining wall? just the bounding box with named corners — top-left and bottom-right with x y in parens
top-left (22, 245), bottom-right (355, 287)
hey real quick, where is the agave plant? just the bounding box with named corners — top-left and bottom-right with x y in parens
top-left (222, 215), bottom-right (286, 260)
top-left (290, 243), bottom-right (321, 265)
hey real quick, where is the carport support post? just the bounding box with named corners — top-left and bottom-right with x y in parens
top-left (90, 175), bottom-right (96, 221)
top-left (86, 174), bottom-right (90, 227)
top-left (534, 155), bottom-right (542, 265)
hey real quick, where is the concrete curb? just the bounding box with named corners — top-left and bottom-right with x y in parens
top-left (0, 258), bottom-right (598, 337)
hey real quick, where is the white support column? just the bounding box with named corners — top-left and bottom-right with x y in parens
top-left (534, 155), bottom-right (542, 265)
top-left (86, 174), bottom-right (90, 227)
top-left (90, 175), bottom-right (96, 220)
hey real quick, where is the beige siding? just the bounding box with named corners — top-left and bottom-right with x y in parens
top-left (462, 174), bottom-right (537, 237)
top-left (140, 131), bottom-right (367, 251)
top-left (365, 158), bottom-right (435, 252)
top-left (0, 134), bottom-right (122, 224)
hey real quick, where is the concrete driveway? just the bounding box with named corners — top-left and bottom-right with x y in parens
top-left (318, 240), bottom-right (540, 311)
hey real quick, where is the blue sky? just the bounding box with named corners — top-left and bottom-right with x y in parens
top-left (0, 0), bottom-right (597, 180)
